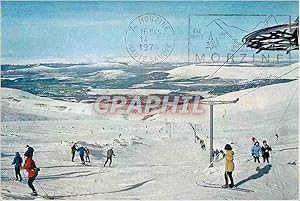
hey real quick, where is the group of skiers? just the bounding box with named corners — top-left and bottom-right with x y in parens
top-left (251, 137), bottom-right (272, 163)
top-left (70, 143), bottom-right (115, 167)
top-left (11, 136), bottom-right (274, 195)
top-left (12, 145), bottom-right (40, 196)
top-left (215, 137), bottom-right (273, 189)
top-left (11, 143), bottom-right (115, 196)
top-left (71, 143), bottom-right (90, 164)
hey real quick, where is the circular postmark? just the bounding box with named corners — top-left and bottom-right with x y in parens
top-left (125, 13), bottom-right (175, 64)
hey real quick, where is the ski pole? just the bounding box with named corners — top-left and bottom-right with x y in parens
top-left (244, 155), bottom-right (253, 163)
top-left (35, 180), bottom-right (50, 197)
top-left (12, 165), bottom-right (15, 180)
top-left (201, 153), bottom-right (220, 174)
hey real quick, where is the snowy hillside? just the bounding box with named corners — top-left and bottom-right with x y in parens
top-left (1, 80), bottom-right (298, 199)
top-left (1, 88), bottom-right (98, 121)
top-left (167, 62), bottom-right (299, 80)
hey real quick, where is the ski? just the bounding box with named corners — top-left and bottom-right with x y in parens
top-left (196, 183), bottom-right (253, 193)
top-left (41, 195), bottom-right (62, 200)
top-left (202, 180), bottom-right (254, 192)
top-left (202, 181), bottom-right (254, 192)
top-left (28, 194), bottom-right (55, 200)
top-left (196, 181), bottom-right (254, 193)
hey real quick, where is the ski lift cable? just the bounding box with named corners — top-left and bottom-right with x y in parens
top-left (273, 85), bottom-right (298, 135)
top-left (208, 41), bottom-right (247, 79)
top-left (221, 65), bottom-right (299, 115)
top-left (239, 65), bottom-right (299, 98)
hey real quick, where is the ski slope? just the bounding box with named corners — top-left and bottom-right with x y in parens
top-left (1, 80), bottom-right (298, 200)
top-left (166, 62), bottom-right (299, 80)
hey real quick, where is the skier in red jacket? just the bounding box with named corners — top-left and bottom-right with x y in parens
top-left (22, 156), bottom-right (39, 196)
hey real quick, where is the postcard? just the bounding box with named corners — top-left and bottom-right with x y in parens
top-left (1, 1), bottom-right (299, 200)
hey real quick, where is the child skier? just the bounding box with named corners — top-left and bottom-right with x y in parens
top-left (104, 148), bottom-right (115, 167)
top-left (21, 156), bottom-right (39, 196)
top-left (261, 140), bottom-right (272, 163)
top-left (77, 146), bottom-right (86, 164)
top-left (12, 152), bottom-right (23, 181)
top-left (71, 143), bottom-right (77, 162)
top-left (251, 141), bottom-right (262, 163)
top-left (223, 144), bottom-right (235, 188)
top-left (85, 147), bottom-right (90, 163)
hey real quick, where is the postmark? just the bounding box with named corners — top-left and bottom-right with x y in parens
top-left (125, 13), bottom-right (175, 64)
top-left (188, 14), bottom-right (292, 66)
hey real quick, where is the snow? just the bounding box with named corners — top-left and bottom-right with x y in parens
top-left (7, 66), bottom-right (56, 73)
top-left (84, 70), bottom-right (135, 81)
top-left (167, 62), bottom-right (299, 80)
top-left (1, 80), bottom-right (298, 199)
top-left (87, 89), bottom-right (172, 96)
top-left (1, 88), bottom-right (98, 121)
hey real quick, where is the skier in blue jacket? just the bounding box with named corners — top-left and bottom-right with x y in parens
top-left (77, 146), bottom-right (86, 164)
top-left (251, 141), bottom-right (262, 163)
top-left (12, 152), bottom-right (23, 181)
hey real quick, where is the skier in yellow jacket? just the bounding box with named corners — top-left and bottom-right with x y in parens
top-left (223, 144), bottom-right (235, 188)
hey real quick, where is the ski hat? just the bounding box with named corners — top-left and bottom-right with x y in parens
top-left (224, 144), bottom-right (232, 150)
top-left (24, 152), bottom-right (32, 157)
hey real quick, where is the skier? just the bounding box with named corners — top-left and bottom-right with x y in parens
top-left (21, 156), bottom-right (40, 196)
top-left (251, 141), bottom-right (262, 163)
top-left (195, 135), bottom-right (200, 143)
top-left (85, 147), bottom-right (90, 163)
top-left (24, 145), bottom-right (34, 157)
top-left (275, 134), bottom-right (279, 141)
top-left (71, 143), bottom-right (77, 162)
top-left (223, 144), bottom-right (235, 188)
top-left (261, 140), bottom-right (272, 163)
top-left (219, 150), bottom-right (225, 158)
top-left (77, 146), bottom-right (86, 164)
top-left (200, 140), bottom-right (206, 150)
top-left (214, 149), bottom-right (220, 159)
top-left (12, 152), bottom-right (23, 181)
top-left (104, 148), bottom-right (115, 167)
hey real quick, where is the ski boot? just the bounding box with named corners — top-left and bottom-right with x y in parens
top-left (222, 184), bottom-right (228, 188)
top-left (229, 184), bottom-right (235, 188)
top-left (31, 191), bottom-right (38, 196)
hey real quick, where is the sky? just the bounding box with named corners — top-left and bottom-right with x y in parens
top-left (1, 1), bottom-right (298, 63)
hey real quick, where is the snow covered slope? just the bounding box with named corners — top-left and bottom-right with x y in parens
top-left (167, 62), bottom-right (299, 80)
top-left (1, 80), bottom-right (298, 199)
top-left (1, 88), bottom-right (98, 121)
